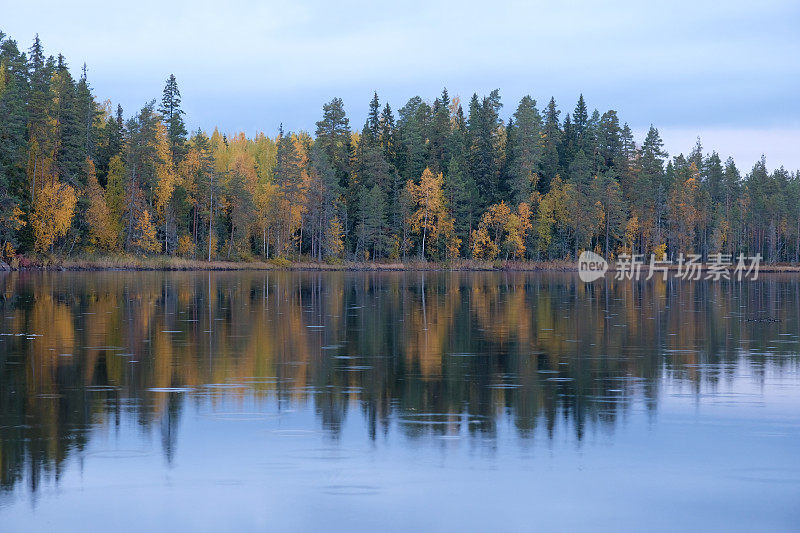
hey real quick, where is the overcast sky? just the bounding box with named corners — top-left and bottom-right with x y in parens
top-left (3, 0), bottom-right (799, 170)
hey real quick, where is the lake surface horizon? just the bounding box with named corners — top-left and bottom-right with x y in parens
top-left (1, 271), bottom-right (798, 531)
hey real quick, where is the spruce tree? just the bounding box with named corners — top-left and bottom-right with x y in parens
top-left (75, 63), bottom-right (99, 159)
top-left (315, 97), bottom-right (351, 188)
top-left (597, 110), bottom-right (621, 173)
top-left (378, 102), bottom-right (395, 161)
top-left (539, 97), bottom-right (561, 193)
top-left (573, 94), bottom-right (588, 141)
top-left (467, 89), bottom-right (502, 208)
top-left (51, 55), bottom-right (84, 185)
top-left (366, 91), bottom-right (380, 144)
top-left (508, 95), bottom-right (543, 204)
top-left (396, 96), bottom-right (430, 183)
top-left (428, 88), bottom-right (452, 174)
top-left (158, 74), bottom-right (187, 164)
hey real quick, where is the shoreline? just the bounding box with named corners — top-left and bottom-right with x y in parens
top-left (3, 255), bottom-right (800, 273)
top-left (1, 255), bottom-right (574, 272)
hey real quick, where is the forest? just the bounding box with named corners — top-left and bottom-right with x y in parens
top-left (1, 30), bottom-right (799, 266)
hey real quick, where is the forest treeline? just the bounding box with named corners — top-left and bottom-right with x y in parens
top-left (1, 31), bottom-right (799, 265)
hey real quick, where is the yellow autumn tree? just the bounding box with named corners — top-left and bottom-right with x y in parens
top-left (516, 201), bottom-right (533, 256)
top-left (471, 201), bottom-right (530, 260)
top-left (327, 216), bottom-right (345, 259)
top-left (407, 168), bottom-right (452, 259)
top-left (84, 158), bottom-right (118, 251)
top-left (471, 225), bottom-right (499, 260)
top-left (154, 123), bottom-right (178, 253)
top-left (486, 201), bottom-right (512, 242)
top-left (668, 171), bottom-right (701, 255)
top-left (504, 213), bottom-right (525, 259)
top-left (438, 214), bottom-right (461, 261)
top-left (622, 215), bottom-right (639, 255)
top-left (534, 176), bottom-right (575, 258)
top-left (132, 208), bottom-right (160, 253)
top-left (31, 178), bottom-right (77, 252)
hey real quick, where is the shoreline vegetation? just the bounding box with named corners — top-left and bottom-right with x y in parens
top-left (4, 255), bottom-right (800, 273)
top-left (3, 254), bottom-right (576, 272)
top-left (2, 30), bottom-right (800, 273)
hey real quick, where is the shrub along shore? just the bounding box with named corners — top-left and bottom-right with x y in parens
top-left (2, 254), bottom-right (576, 271)
top-left (3, 254), bottom-right (800, 273)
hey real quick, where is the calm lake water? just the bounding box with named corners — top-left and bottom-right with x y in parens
top-left (0, 271), bottom-right (799, 531)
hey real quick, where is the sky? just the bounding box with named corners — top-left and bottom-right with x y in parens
top-left (3, 0), bottom-right (799, 170)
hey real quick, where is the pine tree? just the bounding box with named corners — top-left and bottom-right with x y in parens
top-left (315, 97), bottom-right (351, 188)
top-left (396, 96), bottom-right (430, 183)
top-left (428, 88), bottom-right (452, 174)
top-left (593, 172), bottom-right (627, 256)
top-left (27, 35), bottom-right (51, 194)
top-left (95, 104), bottom-right (124, 185)
top-left (75, 64), bottom-right (99, 160)
top-left (597, 110), bottom-right (621, 173)
top-left (159, 74), bottom-right (187, 164)
top-left (632, 126), bottom-right (667, 252)
top-left (378, 102), bottom-right (395, 160)
top-left (273, 126), bottom-right (306, 255)
top-left (508, 95), bottom-right (543, 204)
top-left (467, 90), bottom-right (502, 207)
top-left (358, 184), bottom-right (387, 260)
top-left (51, 55), bottom-right (83, 186)
top-left (123, 101), bottom-right (163, 250)
top-left (444, 157), bottom-right (477, 255)
top-left (365, 91), bottom-right (380, 145)
top-left (0, 33), bottom-right (29, 251)
top-left (573, 94), bottom-right (588, 144)
top-left (305, 144), bottom-right (341, 260)
top-left (566, 149), bottom-right (601, 255)
top-left (540, 97), bottom-right (561, 193)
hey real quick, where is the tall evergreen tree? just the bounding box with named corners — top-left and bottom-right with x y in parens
top-left (158, 74), bottom-right (187, 164)
top-left (539, 97), bottom-right (561, 193)
top-left (573, 94), bottom-right (589, 143)
top-left (508, 95), bottom-right (543, 204)
top-left (396, 96), bottom-right (430, 183)
top-left (427, 88), bottom-right (452, 174)
top-left (75, 64), bottom-right (99, 160)
top-left (596, 110), bottom-right (620, 172)
top-left (365, 91), bottom-right (380, 145)
top-left (51, 55), bottom-right (84, 186)
top-left (315, 97), bottom-right (351, 188)
top-left (467, 89), bottom-right (502, 208)
top-left (378, 102), bottom-right (395, 161)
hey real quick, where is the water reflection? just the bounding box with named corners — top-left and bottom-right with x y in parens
top-left (0, 271), bottom-right (798, 498)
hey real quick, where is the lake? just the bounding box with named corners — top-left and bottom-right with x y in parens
top-left (0, 271), bottom-right (798, 531)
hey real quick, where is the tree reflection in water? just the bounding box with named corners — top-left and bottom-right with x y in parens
top-left (1, 271), bottom-right (797, 495)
